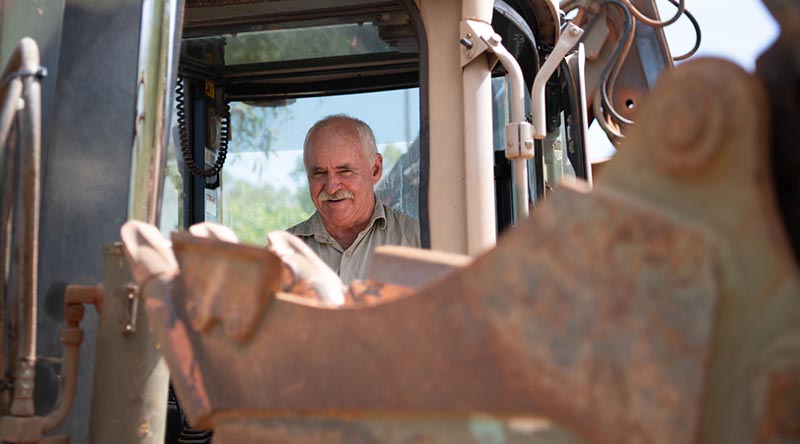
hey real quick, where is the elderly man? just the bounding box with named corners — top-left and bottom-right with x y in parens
top-left (288, 114), bottom-right (420, 284)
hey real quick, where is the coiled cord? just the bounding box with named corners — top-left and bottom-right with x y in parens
top-left (176, 427), bottom-right (213, 444)
top-left (177, 426), bottom-right (214, 444)
top-left (175, 75), bottom-right (229, 178)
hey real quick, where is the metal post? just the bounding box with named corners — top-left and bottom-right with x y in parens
top-left (486, 34), bottom-right (533, 223)
top-left (0, 37), bottom-right (44, 419)
top-left (127, 0), bottom-right (184, 225)
top-left (461, 0), bottom-right (497, 255)
top-left (89, 244), bottom-right (169, 444)
top-left (462, 57), bottom-right (497, 255)
top-left (103, 0), bottom-right (183, 440)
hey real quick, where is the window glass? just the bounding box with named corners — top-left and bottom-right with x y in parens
top-left (491, 75), bottom-right (580, 207)
top-left (182, 14), bottom-right (417, 69)
top-left (221, 23), bottom-right (399, 66)
top-left (221, 88), bottom-right (420, 244)
top-left (160, 110), bottom-right (185, 237)
top-left (491, 76), bottom-right (539, 206)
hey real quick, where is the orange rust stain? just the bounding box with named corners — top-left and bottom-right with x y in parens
top-left (760, 370), bottom-right (800, 439)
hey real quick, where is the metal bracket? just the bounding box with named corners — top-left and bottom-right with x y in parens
top-left (582, 10), bottom-right (610, 61)
top-left (505, 121), bottom-right (535, 159)
top-left (461, 20), bottom-right (534, 160)
top-left (122, 283), bottom-right (139, 334)
top-left (459, 20), bottom-right (498, 69)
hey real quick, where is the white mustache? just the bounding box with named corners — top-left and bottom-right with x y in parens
top-left (319, 189), bottom-right (354, 202)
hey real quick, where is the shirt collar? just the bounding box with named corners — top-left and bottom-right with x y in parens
top-left (368, 195), bottom-right (388, 231)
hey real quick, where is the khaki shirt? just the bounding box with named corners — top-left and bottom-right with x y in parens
top-left (287, 200), bottom-right (420, 284)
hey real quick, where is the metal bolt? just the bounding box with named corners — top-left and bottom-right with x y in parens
top-left (126, 283), bottom-right (138, 299)
top-left (569, 26), bottom-right (580, 37)
top-left (488, 33), bottom-right (502, 45)
top-left (459, 38), bottom-right (474, 49)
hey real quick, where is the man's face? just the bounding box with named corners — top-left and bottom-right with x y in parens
top-left (305, 126), bottom-right (382, 232)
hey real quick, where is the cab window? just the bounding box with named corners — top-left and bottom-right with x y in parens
top-left (163, 0), bottom-right (425, 245)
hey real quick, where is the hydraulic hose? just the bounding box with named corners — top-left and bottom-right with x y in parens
top-left (0, 38), bottom-right (44, 417)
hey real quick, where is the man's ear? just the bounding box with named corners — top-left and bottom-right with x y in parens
top-left (372, 153), bottom-right (383, 183)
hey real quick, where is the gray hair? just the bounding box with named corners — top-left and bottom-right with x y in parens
top-left (303, 114), bottom-right (378, 166)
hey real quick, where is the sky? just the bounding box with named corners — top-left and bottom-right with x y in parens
top-left (663, 0), bottom-right (778, 71)
top-left (587, 0), bottom-right (780, 160)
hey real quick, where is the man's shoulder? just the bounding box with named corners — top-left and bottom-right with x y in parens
top-left (380, 203), bottom-right (420, 247)
top-left (383, 205), bottom-right (418, 226)
top-left (287, 213), bottom-right (317, 237)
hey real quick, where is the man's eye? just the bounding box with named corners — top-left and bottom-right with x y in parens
top-left (340, 170), bottom-right (354, 176)
top-left (312, 171), bottom-right (325, 177)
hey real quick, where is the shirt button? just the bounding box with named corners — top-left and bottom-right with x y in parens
top-left (344, 251), bottom-right (352, 257)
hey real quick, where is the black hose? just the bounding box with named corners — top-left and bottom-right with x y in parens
top-left (599, 0), bottom-right (636, 127)
top-left (670, 0), bottom-right (702, 62)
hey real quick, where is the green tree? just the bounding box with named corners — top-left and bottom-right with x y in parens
top-left (380, 144), bottom-right (402, 171)
top-left (223, 24), bottom-right (391, 65)
top-left (222, 102), bottom-right (309, 243)
top-left (223, 178), bottom-right (312, 244)
top-left (290, 157), bottom-right (316, 215)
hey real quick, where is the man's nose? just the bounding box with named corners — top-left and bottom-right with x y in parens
top-left (323, 172), bottom-right (341, 192)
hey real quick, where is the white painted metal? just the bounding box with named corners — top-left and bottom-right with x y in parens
top-left (532, 22), bottom-right (584, 139)
top-left (421, 0), bottom-right (470, 254)
top-left (128, 0), bottom-right (184, 226)
top-left (486, 34), bottom-right (533, 222)
top-left (462, 56), bottom-right (497, 255)
top-left (460, 0), bottom-right (497, 255)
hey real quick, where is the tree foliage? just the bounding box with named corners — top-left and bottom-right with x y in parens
top-left (223, 177), bottom-right (312, 245)
top-left (222, 103), bottom-right (314, 243)
top-left (223, 24), bottom-right (391, 65)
